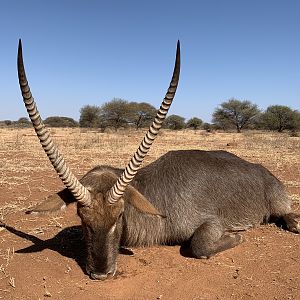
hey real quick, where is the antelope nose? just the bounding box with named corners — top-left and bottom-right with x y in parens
top-left (88, 264), bottom-right (117, 280)
top-left (90, 272), bottom-right (109, 280)
top-left (86, 262), bottom-right (117, 280)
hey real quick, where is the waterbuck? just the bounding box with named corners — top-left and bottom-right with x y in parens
top-left (17, 40), bottom-right (299, 280)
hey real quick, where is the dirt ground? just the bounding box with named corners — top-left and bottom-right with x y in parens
top-left (0, 128), bottom-right (299, 300)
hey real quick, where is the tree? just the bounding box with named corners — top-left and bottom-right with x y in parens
top-left (260, 105), bottom-right (300, 132)
top-left (294, 111), bottom-right (300, 130)
top-left (100, 98), bottom-right (132, 130)
top-left (186, 117), bottom-right (203, 130)
top-left (212, 98), bottom-right (260, 133)
top-left (16, 117), bottom-right (31, 127)
top-left (44, 116), bottom-right (78, 127)
top-left (203, 122), bottom-right (212, 132)
top-left (3, 120), bottom-right (12, 126)
top-left (129, 102), bottom-right (156, 129)
top-left (79, 105), bottom-right (102, 128)
top-left (164, 114), bottom-right (185, 130)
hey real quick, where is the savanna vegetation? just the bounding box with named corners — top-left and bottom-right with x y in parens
top-left (2, 98), bottom-right (299, 134)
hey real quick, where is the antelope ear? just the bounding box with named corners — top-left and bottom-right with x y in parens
top-left (26, 188), bottom-right (75, 214)
top-left (124, 185), bottom-right (165, 217)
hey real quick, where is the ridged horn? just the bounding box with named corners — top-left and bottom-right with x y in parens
top-left (17, 39), bottom-right (91, 206)
top-left (107, 40), bottom-right (181, 204)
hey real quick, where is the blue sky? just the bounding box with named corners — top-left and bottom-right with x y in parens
top-left (1, 0), bottom-right (300, 122)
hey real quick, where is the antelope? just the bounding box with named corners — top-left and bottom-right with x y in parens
top-left (17, 40), bottom-right (299, 280)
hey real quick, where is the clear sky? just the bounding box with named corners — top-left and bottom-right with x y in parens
top-left (1, 0), bottom-right (300, 122)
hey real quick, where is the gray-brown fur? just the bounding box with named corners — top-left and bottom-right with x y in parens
top-left (31, 150), bottom-right (299, 280)
top-left (124, 150), bottom-right (292, 242)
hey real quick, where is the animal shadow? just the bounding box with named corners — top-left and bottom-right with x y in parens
top-left (0, 223), bottom-right (133, 275)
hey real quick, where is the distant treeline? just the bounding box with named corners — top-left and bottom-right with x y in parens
top-left (2, 98), bottom-right (300, 134)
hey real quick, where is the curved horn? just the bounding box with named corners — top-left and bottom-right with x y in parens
top-left (107, 40), bottom-right (181, 204)
top-left (17, 39), bottom-right (91, 206)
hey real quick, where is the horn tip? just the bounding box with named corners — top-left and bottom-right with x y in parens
top-left (18, 39), bottom-right (23, 63)
top-left (176, 40), bottom-right (181, 59)
top-left (18, 39), bottom-right (22, 50)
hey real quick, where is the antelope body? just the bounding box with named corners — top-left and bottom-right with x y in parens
top-left (17, 40), bottom-right (299, 280)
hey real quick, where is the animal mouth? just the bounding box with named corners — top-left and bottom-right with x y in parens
top-left (88, 264), bottom-right (117, 280)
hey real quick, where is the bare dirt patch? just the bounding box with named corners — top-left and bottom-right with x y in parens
top-left (0, 128), bottom-right (299, 299)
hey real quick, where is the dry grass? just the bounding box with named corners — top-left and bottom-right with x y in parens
top-left (0, 127), bottom-right (299, 198)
